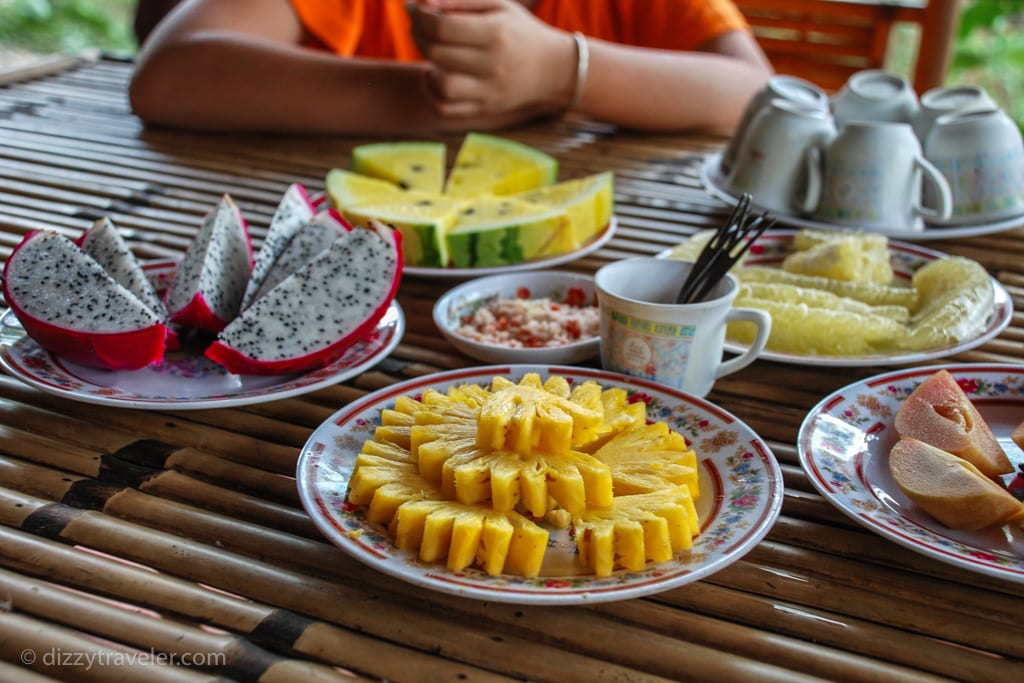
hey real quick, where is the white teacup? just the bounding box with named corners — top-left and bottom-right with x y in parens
top-left (725, 98), bottom-right (836, 216)
top-left (912, 84), bottom-right (998, 144)
top-left (831, 70), bottom-right (919, 128)
top-left (924, 107), bottom-right (1024, 226)
top-left (812, 121), bottom-right (951, 232)
top-left (721, 75), bottom-right (829, 175)
top-left (594, 258), bottom-right (771, 398)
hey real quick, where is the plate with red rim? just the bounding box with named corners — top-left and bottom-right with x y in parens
top-left (658, 229), bottom-right (1014, 367)
top-left (699, 151), bottom-right (1024, 240)
top-left (403, 218), bottom-right (617, 279)
top-left (296, 364), bottom-right (784, 605)
top-left (0, 260), bottom-right (405, 410)
top-left (798, 364), bottom-right (1024, 583)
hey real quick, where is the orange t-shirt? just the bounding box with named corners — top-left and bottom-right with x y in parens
top-left (289, 0), bottom-right (749, 60)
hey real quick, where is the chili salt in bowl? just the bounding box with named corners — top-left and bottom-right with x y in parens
top-left (433, 270), bottom-right (600, 365)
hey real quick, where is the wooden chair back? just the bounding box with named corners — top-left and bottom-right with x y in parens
top-left (734, 0), bottom-right (960, 94)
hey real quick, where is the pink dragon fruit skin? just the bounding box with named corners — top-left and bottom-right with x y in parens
top-left (205, 222), bottom-right (403, 376)
top-left (240, 183), bottom-right (317, 311)
top-left (165, 194), bottom-right (254, 334)
top-left (2, 231), bottom-right (167, 370)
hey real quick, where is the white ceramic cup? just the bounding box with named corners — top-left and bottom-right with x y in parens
top-left (594, 258), bottom-right (771, 398)
top-left (721, 75), bottom-right (830, 175)
top-left (831, 70), bottom-right (919, 128)
top-left (924, 107), bottom-right (1024, 226)
top-left (812, 121), bottom-right (952, 232)
top-left (912, 84), bottom-right (998, 144)
top-left (725, 98), bottom-right (837, 216)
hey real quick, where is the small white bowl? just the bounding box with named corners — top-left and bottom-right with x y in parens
top-left (433, 270), bottom-right (600, 365)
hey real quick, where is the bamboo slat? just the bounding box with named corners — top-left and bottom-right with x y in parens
top-left (0, 56), bottom-right (1022, 683)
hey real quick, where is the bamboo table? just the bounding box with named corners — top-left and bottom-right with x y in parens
top-left (0, 55), bottom-right (1022, 683)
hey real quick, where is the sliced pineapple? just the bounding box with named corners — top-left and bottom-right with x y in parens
top-left (592, 423), bottom-right (699, 497)
top-left (574, 487), bottom-right (699, 577)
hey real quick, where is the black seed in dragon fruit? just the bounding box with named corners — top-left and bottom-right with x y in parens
top-left (240, 183), bottom-right (316, 310)
top-left (205, 221), bottom-right (403, 375)
top-left (77, 217), bottom-right (168, 321)
top-left (165, 194), bottom-right (253, 333)
top-left (2, 230), bottom-right (167, 370)
top-left (248, 209), bottom-right (352, 305)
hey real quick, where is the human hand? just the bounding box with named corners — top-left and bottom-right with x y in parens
top-left (407, 0), bottom-right (577, 118)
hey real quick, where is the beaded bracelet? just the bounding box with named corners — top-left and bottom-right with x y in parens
top-left (569, 31), bottom-right (589, 111)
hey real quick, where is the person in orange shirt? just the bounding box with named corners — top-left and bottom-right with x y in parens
top-left (129, 0), bottom-right (773, 135)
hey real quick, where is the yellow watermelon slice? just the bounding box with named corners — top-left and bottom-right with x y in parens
top-left (514, 171), bottom-right (613, 247)
top-left (325, 168), bottom-right (406, 210)
top-left (351, 141), bottom-right (446, 193)
top-left (444, 133), bottom-right (557, 197)
top-left (446, 196), bottom-right (570, 268)
top-left (344, 195), bottom-right (466, 269)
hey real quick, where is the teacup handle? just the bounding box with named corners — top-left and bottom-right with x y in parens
top-left (716, 307), bottom-right (772, 380)
top-left (798, 145), bottom-right (825, 216)
top-left (914, 156), bottom-right (952, 221)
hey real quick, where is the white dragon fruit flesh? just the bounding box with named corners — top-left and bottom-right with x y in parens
top-left (240, 183), bottom-right (316, 310)
top-left (248, 209), bottom-right (352, 305)
top-left (76, 216), bottom-right (180, 350)
top-left (165, 194), bottom-right (253, 333)
top-left (205, 221), bottom-right (403, 375)
top-left (2, 230), bottom-right (167, 370)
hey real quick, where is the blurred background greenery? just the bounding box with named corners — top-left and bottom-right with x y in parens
top-left (0, 0), bottom-right (1022, 127)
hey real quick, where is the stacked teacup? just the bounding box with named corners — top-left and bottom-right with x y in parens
top-left (721, 69), bottom-right (1024, 232)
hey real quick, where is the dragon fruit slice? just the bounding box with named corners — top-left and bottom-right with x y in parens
top-left (205, 222), bottom-right (403, 375)
top-left (240, 183), bottom-right (316, 310)
top-left (77, 216), bottom-right (181, 351)
top-left (2, 230), bottom-right (167, 370)
top-left (247, 209), bottom-right (352, 305)
top-left (165, 194), bottom-right (253, 333)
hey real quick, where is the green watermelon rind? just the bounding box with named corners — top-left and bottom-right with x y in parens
top-left (351, 141), bottom-right (447, 193)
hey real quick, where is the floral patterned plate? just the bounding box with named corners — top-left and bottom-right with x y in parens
top-left (0, 261), bottom-right (405, 410)
top-left (297, 364), bottom-right (783, 605)
top-left (660, 229), bottom-right (1013, 367)
top-left (798, 364), bottom-right (1024, 583)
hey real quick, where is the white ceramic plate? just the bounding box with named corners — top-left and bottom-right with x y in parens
top-left (699, 152), bottom-right (1024, 240)
top-left (297, 365), bottom-right (784, 605)
top-left (404, 218), bottom-right (617, 279)
top-left (659, 229), bottom-right (1013, 367)
top-left (798, 364), bottom-right (1024, 583)
top-left (0, 261), bottom-right (405, 410)
top-left (433, 270), bottom-right (599, 365)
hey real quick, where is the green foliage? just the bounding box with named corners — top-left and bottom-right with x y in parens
top-left (0, 0), bottom-right (137, 55)
top-left (947, 0), bottom-right (1024, 126)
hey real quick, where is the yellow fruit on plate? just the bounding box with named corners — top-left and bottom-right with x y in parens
top-left (325, 169), bottom-right (408, 210)
top-left (781, 234), bottom-right (893, 284)
top-left (446, 196), bottom-right (572, 269)
top-left (516, 171), bottom-right (614, 246)
top-left (898, 256), bottom-right (995, 350)
top-left (728, 296), bottom-right (905, 355)
top-left (737, 282), bottom-right (910, 322)
top-left (351, 141), bottom-right (446, 193)
top-left (346, 372), bottom-right (701, 578)
top-left (575, 486), bottom-right (700, 577)
top-left (738, 266), bottom-right (918, 308)
top-left (444, 132), bottom-right (558, 197)
top-left (343, 195), bottom-right (466, 269)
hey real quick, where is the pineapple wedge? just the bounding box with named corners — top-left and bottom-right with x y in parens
top-left (592, 423), bottom-right (699, 497)
top-left (574, 487), bottom-right (699, 577)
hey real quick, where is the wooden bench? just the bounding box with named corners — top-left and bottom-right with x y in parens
top-left (735, 0), bottom-right (961, 93)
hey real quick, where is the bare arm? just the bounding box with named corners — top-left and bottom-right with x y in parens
top-left (412, 0), bottom-right (774, 134)
top-left (128, 0), bottom-right (545, 134)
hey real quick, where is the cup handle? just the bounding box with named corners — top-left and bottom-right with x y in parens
top-left (798, 145), bottom-right (824, 215)
top-left (716, 307), bottom-right (772, 380)
top-left (914, 156), bottom-right (952, 221)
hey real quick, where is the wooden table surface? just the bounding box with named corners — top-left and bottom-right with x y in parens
top-left (0, 55), bottom-right (1022, 683)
